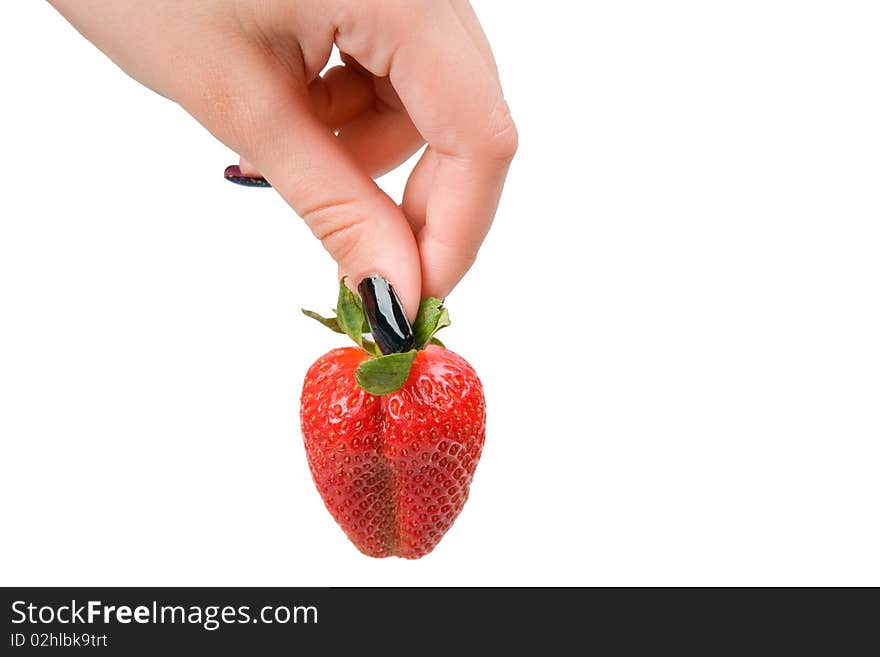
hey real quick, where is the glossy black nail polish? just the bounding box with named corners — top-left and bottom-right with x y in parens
top-left (358, 275), bottom-right (414, 354)
top-left (223, 164), bottom-right (271, 188)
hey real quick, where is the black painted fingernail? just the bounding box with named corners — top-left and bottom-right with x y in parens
top-left (358, 275), bottom-right (414, 354)
top-left (223, 164), bottom-right (271, 188)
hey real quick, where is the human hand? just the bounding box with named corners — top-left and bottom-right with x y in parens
top-left (50, 0), bottom-right (517, 320)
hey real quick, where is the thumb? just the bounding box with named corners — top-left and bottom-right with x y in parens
top-left (219, 86), bottom-right (421, 321)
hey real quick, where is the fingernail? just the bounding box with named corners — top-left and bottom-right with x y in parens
top-left (223, 164), bottom-right (271, 188)
top-left (358, 275), bottom-right (414, 354)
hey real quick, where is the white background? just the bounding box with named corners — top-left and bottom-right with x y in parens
top-left (2, 2), bottom-right (879, 586)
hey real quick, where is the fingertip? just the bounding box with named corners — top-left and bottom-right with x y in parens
top-left (392, 276), bottom-right (421, 324)
top-left (345, 265), bottom-right (421, 324)
top-left (335, 230), bottom-right (421, 323)
top-left (418, 229), bottom-right (476, 303)
top-left (357, 275), bottom-right (414, 354)
top-left (238, 157), bottom-right (262, 177)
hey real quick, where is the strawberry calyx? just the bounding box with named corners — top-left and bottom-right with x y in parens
top-left (302, 279), bottom-right (451, 395)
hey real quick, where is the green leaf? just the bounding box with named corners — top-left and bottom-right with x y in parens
top-left (303, 282), bottom-right (452, 358)
top-left (361, 337), bottom-right (382, 357)
top-left (411, 297), bottom-right (443, 348)
top-left (336, 278), bottom-right (366, 347)
top-left (301, 308), bottom-right (343, 333)
top-left (411, 297), bottom-right (452, 349)
top-left (355, 350), bottom-right (418, 395)
top-left (435, 307), bottom-right (450, 333)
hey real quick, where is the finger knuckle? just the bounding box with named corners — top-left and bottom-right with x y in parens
top-left (302, 197), bottom-right (369, 265)
top-left (482, 101), bottom-right (519, 161)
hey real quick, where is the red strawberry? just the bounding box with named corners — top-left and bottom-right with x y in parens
top-left (299, 281), bottom-right (486, 558)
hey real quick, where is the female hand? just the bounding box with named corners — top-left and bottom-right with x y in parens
top-left (50, 0), bottom-right (517, 319)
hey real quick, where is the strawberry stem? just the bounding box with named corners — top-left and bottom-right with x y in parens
top-left (301, 279), bottom-right (453, 394)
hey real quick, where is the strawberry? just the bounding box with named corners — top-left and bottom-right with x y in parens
top-left (300, 279), bottom-right (486, 558)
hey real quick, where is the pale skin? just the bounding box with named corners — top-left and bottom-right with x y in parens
top-left (49, 0), bottom-right (517, 320)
